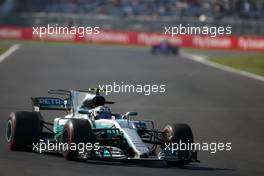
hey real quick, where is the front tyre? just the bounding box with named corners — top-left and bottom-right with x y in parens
top-left (62, 119), bottom-right (93, 161)
top-left (163, 123), bottom-right (194, 166)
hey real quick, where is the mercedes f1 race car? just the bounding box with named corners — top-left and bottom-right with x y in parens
top-left (151, 41), bottom-right (179, 55)
top-left (6, 88), bottom-right (199, 166)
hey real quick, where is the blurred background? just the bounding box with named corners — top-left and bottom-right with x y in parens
top-left (1, 0), bottom-right (263, 76)
top-left (0, 0), bottom-right (264, 35)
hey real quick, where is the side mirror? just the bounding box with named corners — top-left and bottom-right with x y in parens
top-left (124, 112), bottom-right (138, 127)
top-left (125, 112), bottom-right (138, 119)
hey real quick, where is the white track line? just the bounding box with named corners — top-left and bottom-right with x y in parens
top-left (0, 44), bottom-right (20, 63)
top-left (182, 52), bottom-right (264, 82)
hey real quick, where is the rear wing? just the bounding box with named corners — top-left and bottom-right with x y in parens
top-left (31, 97), bottom-right (71, 111)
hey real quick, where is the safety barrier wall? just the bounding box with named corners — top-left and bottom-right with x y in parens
top-left (0, 27), bottom-right (264, 52)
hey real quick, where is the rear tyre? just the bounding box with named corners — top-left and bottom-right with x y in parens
top-left (163, 123), bottom-right (194, 166)
top-left (62, 119), bottom-right (93, 161)
top-left (6, 111), bottom-right (42, 151)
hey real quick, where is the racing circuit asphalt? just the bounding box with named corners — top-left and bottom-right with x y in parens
top-left (0, 42), bottom-right (264, 176)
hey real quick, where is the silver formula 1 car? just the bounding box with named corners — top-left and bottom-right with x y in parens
top-left (6, 88), bottom-right (199, 166)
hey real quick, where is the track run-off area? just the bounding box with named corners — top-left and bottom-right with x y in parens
top-left (0, 42), bottom-right (264, 176)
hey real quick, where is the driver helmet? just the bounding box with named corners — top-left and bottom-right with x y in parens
top-left (92, 106), bottom-right (111, 120)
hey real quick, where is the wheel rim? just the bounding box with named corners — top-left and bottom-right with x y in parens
top-left (6, 120), bottom-right (13, 143)
top-left (163, 125), bottom-right (173, 141)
